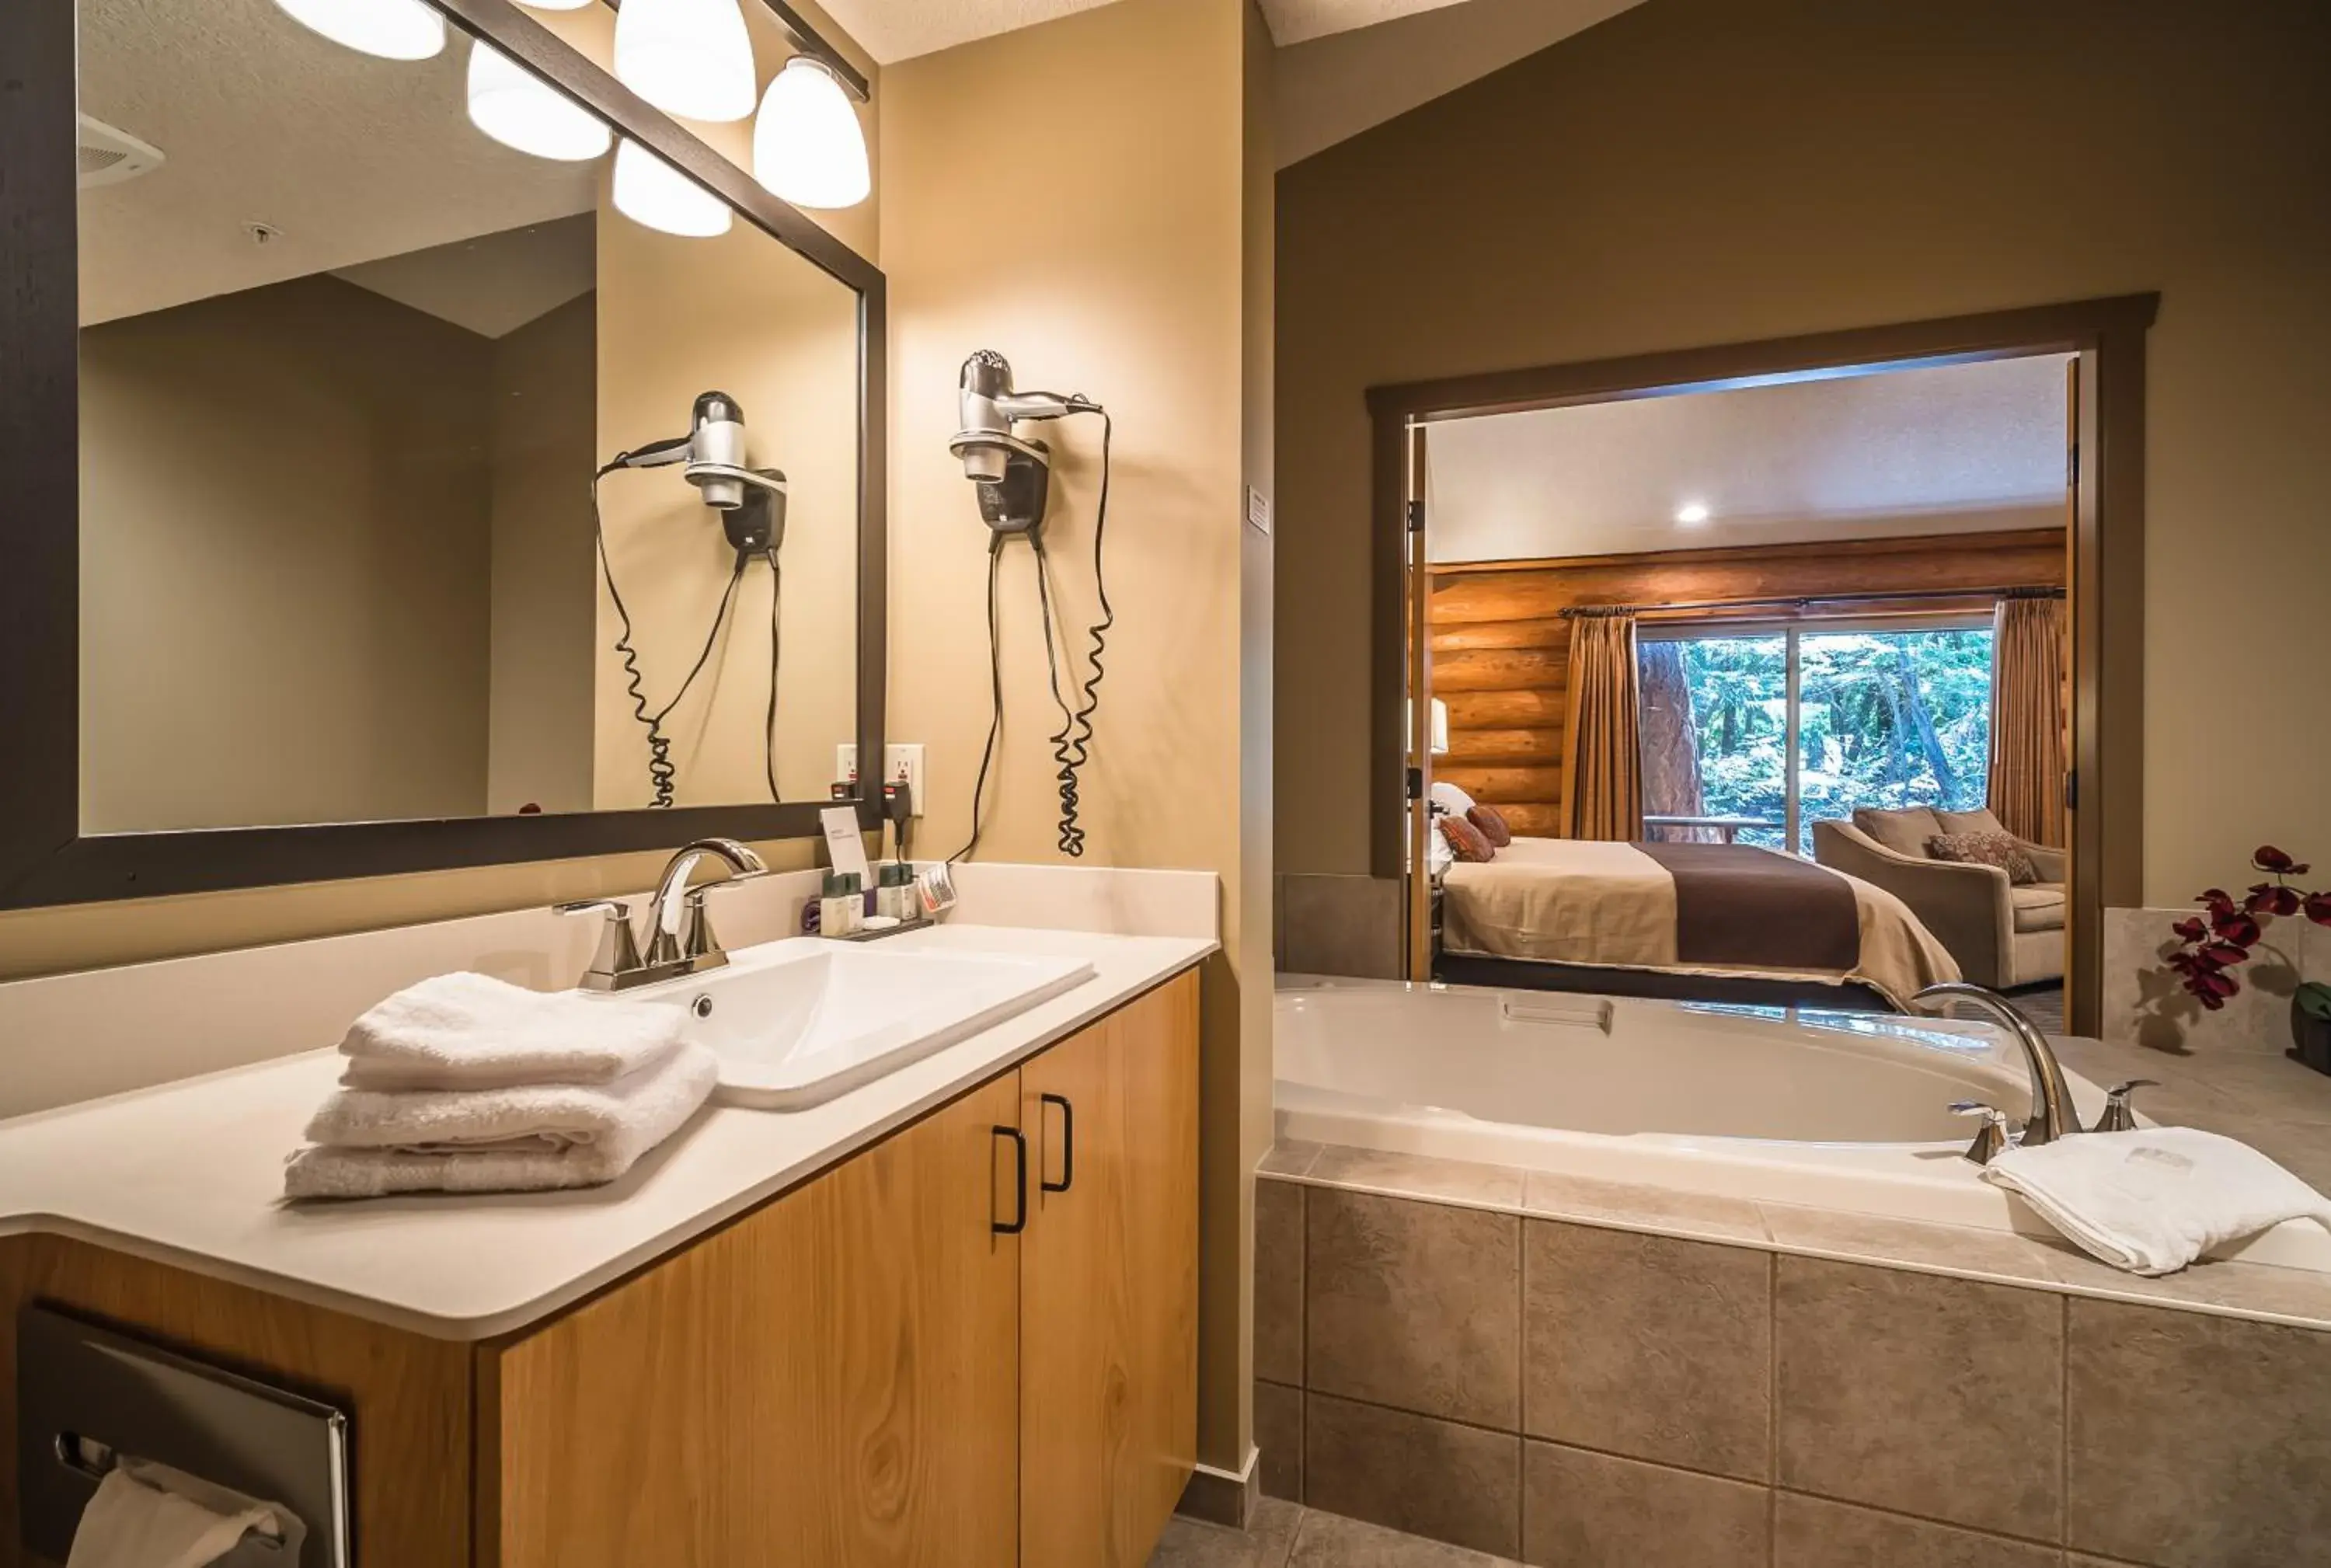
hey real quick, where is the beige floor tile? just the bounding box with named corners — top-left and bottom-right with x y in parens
top-left (2066, 1297), bottom-right (2331, 1568)
top-left (1307, 1187), bottom-right (1521, 1427)
top-left (1305, 1392), bottom-right (1522, 1559)
top-left (1287, 1509), bottom-right (1525, 1568)
top-left (1521, 1168), bottom-right (1768, 1244)
top-left (1776, 1256), bottom-right (2062, 1542)
top-left (1775, 1492), bottom-right (2061, 1567)
top-left (1521, 1442), bottom-right (1770, 1568)
top-left (1522, 1220), bottom-right (1771, 1480)
top-left (1308, 1145), bottom-right (1529, 1209)
top-left (1150, 1497), bottom-right (1304, 1568)
top-left (1256, 1178), bottom-right (1305, 1384)
top-left (1256, 1379), bottom-right (1304, 1504)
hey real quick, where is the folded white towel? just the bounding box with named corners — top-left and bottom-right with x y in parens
top-left (284, 1042), bottom-right (718, 1200)
top-left (334, 970), bottom-right (682, 1091)
top-left (68, 1464), bottom-right (281, 1568)
top-left (1982, 1126), bottom-right (2331, 1276)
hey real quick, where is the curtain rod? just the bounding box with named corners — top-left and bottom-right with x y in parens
top-left (1559, 585), bottom-right (2064, 618)
top-left (597, 0), bottom-right (870, 100)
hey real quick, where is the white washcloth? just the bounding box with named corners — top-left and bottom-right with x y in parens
top-left (334, 970), bottom-right (683, 1091)
top-left (68, 1465), bottom-right (280, 1568)
top-left (284, 1042), bottom-right (718, 1199)
top-left (1982, 1126), bottom-right (2331, 1276)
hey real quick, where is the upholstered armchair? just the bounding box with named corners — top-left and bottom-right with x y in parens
top-left (1810, 807), bottom-right (2065, 990)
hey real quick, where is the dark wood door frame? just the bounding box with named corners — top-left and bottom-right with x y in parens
top-left (1367, 293), bottom-right (2158, 1035)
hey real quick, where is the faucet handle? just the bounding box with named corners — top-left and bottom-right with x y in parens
top-left (1948, 1099), bottom-right (2013, 1166)
top-left (556, 899), bottom-right (642, 988)
top-left (681, 877), bottom-right (767, 961)
top-left (2095, 1079), bottom-right (2159, 1134)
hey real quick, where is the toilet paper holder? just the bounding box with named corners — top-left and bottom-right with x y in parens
top-left (16, 1305), bottom-right (350, 1568)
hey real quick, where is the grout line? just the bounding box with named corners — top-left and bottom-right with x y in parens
top-left (2060, 1291), bottom-right (2071, 1550)
top-left (1768, 1248), bottom-right (1780, 1568)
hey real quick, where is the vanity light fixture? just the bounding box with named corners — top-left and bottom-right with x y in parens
top-left (1675, 500), bottom-right (1712, 525)
top-left (270, 0), bottom-right (445, 60)
top-left (751, 56), bottom-right (869, 209)
top-left (514, 0), bottom-right (594, 8)
top-left (467, 40), bottom-right (614, 161)
top-left (614, 0), bottom-right (758, 124)
top-left (613, 138), bottom-right (733, 238)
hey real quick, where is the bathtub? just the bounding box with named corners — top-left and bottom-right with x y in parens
top-left (1274, 975), bottom-right (2330, 1273)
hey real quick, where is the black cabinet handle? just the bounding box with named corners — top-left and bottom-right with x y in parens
top-left (1039, 1092), bottom-right (1075, 1193)
top-left (992, 1125), bottom-right (1028, 1235)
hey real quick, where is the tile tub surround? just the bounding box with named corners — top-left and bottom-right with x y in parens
top-left (2103, 902), bottom-right (2331, 1057)
top-left (1253, 1157), bottom-right (2331, 1567)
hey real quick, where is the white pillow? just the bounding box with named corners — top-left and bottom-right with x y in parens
top-left (1430, 780), bottom-right (1476, 817)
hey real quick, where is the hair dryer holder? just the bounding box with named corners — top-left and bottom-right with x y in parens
top-left (975, 441), bottom-right (1051, 535)
top-left (718, 469), bottom-right (788, 556)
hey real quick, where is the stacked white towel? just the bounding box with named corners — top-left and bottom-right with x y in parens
top-left (1981, 1126), bottom-right (2331, 1276)
top-left (284, 972), bottom-right (717, 1200)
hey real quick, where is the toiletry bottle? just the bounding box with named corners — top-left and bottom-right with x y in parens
top-left (821, 872), bottom-right (861, 937)
top-left (837, 872), bottom-right (864, 935)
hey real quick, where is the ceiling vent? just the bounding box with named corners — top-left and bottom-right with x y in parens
top-left (76, 113), bottom-right (166, 190)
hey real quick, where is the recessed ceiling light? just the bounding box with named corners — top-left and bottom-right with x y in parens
top-left (1675, 501), bottom-right (1711, 525)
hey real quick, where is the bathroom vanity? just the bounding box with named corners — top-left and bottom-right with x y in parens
top-left (0, 930), bottom-right (1206, 1568)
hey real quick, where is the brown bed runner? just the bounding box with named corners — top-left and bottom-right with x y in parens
top-left (1632, 840), bottom-right (1861, 973)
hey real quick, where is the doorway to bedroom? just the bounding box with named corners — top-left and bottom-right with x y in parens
top-left (1374, 298), bottom-right (2155, 1036)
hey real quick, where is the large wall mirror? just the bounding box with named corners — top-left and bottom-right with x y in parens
top-left (0, 0), bottom-right (886, 907)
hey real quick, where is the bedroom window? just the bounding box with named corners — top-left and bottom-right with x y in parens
top-left (1639, 619), bottom-right (1995, 855)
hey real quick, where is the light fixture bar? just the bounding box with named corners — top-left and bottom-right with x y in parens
top-left (596, 0), bottom-right (868, 100)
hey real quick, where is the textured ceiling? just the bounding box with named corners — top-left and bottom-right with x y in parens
top-left (1426, 355), bottom-right (2076, 566)
top-left (817, 0), bottom-right (1476, 62)
top-left (78, 0), bottom-right (596, 325)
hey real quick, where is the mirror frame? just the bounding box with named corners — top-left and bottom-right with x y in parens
top-left (0, 0), bottom-right (888, 909)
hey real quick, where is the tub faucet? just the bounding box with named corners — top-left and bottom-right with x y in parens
top-left (558, 838), bottom-right (769, 991)
top-left (1914, 981), bottom-right (2081, 1147)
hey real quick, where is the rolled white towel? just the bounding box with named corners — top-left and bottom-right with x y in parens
top-left (1981, 1126), bottom-right (2331, 1276)
top-left (334, 970), bottom-right (682, 1091)
top-left (284, 1042), bottom-right (719, 1200)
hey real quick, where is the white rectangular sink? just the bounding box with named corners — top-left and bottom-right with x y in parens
top-left (618, 939), bottom-right (1096, 1110)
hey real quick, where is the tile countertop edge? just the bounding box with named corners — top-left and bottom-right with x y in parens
top-left (0, 927), bottom-right (1215, 1343)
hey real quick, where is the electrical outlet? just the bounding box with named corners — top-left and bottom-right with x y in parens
top-left (834, 744), bottom-right (924, 816)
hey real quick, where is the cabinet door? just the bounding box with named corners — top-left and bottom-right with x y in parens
top-left (490, 1072), bottom-right (1023, 1568)
top-left (1018, 970), bottom-right (1200, 1568)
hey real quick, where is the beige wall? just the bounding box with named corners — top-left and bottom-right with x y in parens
top-left (880, 0), bottom-right (1268, 1472)
top-left (1276, 0), bottom-right (2331, 906)
top-left (591, 192), bottom-right (862, 809)
top-left (78, 275), bottom-right (495, 833)
top-left (487, 291), bottom-right (600, 817)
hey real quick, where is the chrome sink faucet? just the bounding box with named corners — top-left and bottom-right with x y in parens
top-left (557, 838), bottom-right (770, 991)
top-left (1915, 981), bottom-right (2082, 1155)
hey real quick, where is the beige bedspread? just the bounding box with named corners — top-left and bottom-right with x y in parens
top-left (1441, 838), bottom-right (1960, 1009)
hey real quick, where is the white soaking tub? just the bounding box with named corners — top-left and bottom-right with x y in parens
top-left (1274, 975), bottom-right (2331, 1273)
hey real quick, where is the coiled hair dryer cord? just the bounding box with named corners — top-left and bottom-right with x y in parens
top-left (1040, 409), bottom-right (1113, 857)
top-left (592, 455), bottom-right (749, 808)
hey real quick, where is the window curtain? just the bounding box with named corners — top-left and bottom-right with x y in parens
top-left (1987, 595), bottom-right (2068, 846)
top-left (1561, 613), bottom-right (1645, 841)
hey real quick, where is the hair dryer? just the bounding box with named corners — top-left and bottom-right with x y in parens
top-left (618, 391), bottom-right (789, 553)
top-left (948, 352), bottom-right (1099, 533)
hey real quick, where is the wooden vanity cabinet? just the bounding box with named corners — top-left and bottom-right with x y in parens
top-left (483, 968), bottom-right (1200, 1568)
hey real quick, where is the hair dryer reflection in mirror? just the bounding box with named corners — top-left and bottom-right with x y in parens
top-left (946, 351), bottom-right (1113, 861)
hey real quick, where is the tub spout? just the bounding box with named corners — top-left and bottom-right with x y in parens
top-left (1912, 982), bottom-right (2081, 1146)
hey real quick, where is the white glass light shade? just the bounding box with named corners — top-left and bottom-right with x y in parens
top-left (614, 0), bottom-right (756, 123)
top-left (467, 41), bottom-right (612, 161)
top-left (751, 57), bottom-right (869, 209)
top-left (514, 0), bottom-right (593, 9)
top-left (270, 0), bottom-right (445, 60)
top-left (612, 139), bottom-right (732, 238)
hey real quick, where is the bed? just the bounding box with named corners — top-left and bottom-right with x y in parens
top-left (1435, 835), bottom-right (1960, 1012)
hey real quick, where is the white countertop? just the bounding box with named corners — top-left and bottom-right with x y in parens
top-left (0, 923), bottom-right (1213, 1341)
